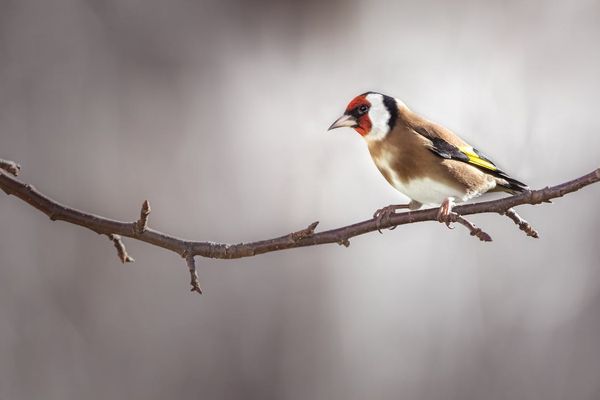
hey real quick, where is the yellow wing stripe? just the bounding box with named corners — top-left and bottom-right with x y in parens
top-left (458, 146), bottom-right (497, 171)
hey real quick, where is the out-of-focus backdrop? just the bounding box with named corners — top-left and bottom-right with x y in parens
top-left (1, 0), bottom-right (599, 399)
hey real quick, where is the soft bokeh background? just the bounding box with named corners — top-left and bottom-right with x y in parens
top-left (1, 0), bottom-right (599, 399)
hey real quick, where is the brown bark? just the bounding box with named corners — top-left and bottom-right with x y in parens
top-left (1, 157), bottom-right (598, 293)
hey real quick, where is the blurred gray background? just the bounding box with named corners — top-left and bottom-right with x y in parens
top-left (1, 0), bottom-right (599, 399)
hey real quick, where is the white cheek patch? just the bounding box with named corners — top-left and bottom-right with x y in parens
top-left (364, 93), bottom-right (391, 141)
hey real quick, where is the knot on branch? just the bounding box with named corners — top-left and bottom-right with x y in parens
top-left (529, 189), bottom-right (549, 204)
top-left (289, 221), bottom-right (319, 242)
top-left (134, 200), bottom-right (151, 234)
top-left (0, 159), bottom-right (21, 176)
top-left (337, 238), bottom-right (350, 247)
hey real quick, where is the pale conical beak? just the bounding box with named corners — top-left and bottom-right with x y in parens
top-left (328, 114), bottom-right (358, 131)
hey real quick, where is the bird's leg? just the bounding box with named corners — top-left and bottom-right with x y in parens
top-left (436, 197), bottom-right (456, 228)
top-left (373, 200), bottom-right (421, 233)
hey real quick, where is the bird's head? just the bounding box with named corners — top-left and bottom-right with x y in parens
top-left (328, 92), bottom-right (399, 141)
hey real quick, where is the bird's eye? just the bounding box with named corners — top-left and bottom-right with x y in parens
top-left (358, 105), bottom-right (368, 115)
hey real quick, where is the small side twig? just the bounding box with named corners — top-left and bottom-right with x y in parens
top-left (108, 234), bottom-right (135, 263)
top-left (449, 213), bottom-right (493, 242)
top-left (503, 208), bottom-right (539, 238)
top-left (0, 158), bottom-right (21, 176)
top-left (134, 200), bottom-right (151, 234)
top-left (186, 254), bottom-right (202, 294)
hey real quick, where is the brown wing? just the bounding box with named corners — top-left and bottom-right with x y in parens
top-left (410, 123), bottom-right (528, 192)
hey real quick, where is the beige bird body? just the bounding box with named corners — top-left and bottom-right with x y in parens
top-left (366, 102), bottom-right (499, 206)
top-left (328, 92), bottom-right (527, 224)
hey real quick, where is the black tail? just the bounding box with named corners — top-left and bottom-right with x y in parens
top-left (494, 168), bottom-right (529, 193)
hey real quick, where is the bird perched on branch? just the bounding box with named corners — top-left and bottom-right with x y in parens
top-left (328, 92), bottom-right (528, 229)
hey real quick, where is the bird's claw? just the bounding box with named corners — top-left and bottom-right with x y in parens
top-left (373, 204), bottom-right (408, 233)
top-left (436, 198), bottom-right (456, 229)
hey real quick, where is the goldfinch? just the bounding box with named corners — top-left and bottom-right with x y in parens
top-left (328, 92), bottom-right (528, 227)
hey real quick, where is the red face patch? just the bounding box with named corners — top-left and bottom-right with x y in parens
top-left (345, 94), bottom-right (372, 136)
top-left (345, 95), bottom-right (369, 113)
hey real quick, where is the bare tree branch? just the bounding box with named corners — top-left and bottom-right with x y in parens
top-left (1, 158), bottom-right (598, 293)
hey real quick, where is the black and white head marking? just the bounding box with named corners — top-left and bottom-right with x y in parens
top-left (363, 92), bottom-right (399, 141)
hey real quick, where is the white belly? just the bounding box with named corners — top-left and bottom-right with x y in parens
top-left (373, 153), bottom-right (475, 205)
top-left (389, 176), bottom-right (468, 205)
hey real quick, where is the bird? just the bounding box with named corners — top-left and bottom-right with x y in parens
top-left (328, 92), bottom-right (528, 229)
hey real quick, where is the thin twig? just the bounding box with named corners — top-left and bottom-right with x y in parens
top-left (502, 208), bottom-right (539, 238)
top-left (1, 158), bottom-right (599, 293)
top-left (185, 254), bottom-right (202, 294)
top-left (444, 212), bottom-right (493, 242)
top-left (109, 234), bottom-right (135, 263)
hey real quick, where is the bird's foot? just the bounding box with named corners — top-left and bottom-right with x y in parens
top-left (373, 204), bottom-right (410, 233)
top-left (436, 197), bottom-right (456, 228)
